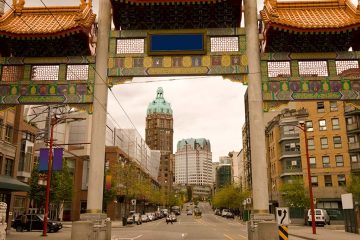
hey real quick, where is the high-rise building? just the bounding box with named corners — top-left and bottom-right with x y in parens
top-left (175, 138), bottom-right (212, 186)
top-left (145, 87), bottom-right (174, 191)
top-left (265, 101), bottom-right (351, 214)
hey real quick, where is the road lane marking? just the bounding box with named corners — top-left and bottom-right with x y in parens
top-left (238, 234), bottom-right (247, 239)
top-left (223, 234), bottom-right (234, 240)
top-left (112, 234), bottom-right (143, 240)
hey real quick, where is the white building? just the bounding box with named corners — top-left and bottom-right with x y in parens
top-left (174, 138), bottom-right (212, 186)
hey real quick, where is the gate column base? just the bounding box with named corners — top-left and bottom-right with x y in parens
top-left (71, 213), bottom-right (111, 240)
top-left (248, 214), bottom-right (277, 240)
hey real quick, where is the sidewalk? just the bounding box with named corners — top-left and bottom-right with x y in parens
top-left (289, 225), bottom-right (360, 240)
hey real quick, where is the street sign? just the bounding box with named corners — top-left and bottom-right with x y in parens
top-left (131, 199), bottom-right (136, 206)
top-left (276, 207), bottom-right (290, 225)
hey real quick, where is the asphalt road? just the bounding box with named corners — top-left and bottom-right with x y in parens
top-left (112, 202), bottom-right (248, 240)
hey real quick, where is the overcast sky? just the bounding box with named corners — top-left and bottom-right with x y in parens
top-left (20, 0), bottom-right (359, 161)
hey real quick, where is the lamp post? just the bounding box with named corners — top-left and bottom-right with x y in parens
top-left (185, 140), bottom-right (188, 185)
top-left (283, 121), bottom-right (316, 234)
top-left (42, 114), bottom-right (85, 236)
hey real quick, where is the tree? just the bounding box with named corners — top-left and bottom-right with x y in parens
top-left (280, 177), bottom-right (309, 208)
top-left (348, 174), bottom-right (360, 202)
top-left (212, 184), bottom-right (249, 209)
top-left (50, 159), bottom-right (73, 220)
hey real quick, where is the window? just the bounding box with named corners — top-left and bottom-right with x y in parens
top-left (321, 137), bottom-right (328, 149)
top-left (337, 174), bottom-right (346, 186)
top-left (351, 155), bottom-right (359, 163)
top-left (311, 176), bottom-right (318, 187)
top-left (319, 120), bottom-right (327, 131)
top-left (283, 126), bottom-right (297, 135)
top-left (335, 155), bottom-right (344, 167)
top-left (4, 158), bottom-right (14, 176)
top-left (348, 136), bottom-right (356, 143)
top-left (346, 117), bottom-right (353, 125)
top-left (324, 175), bottom-right (332, 187)
top-left (5, 125), bottom-right (13, 142)
top-left (0, 155), bottom-right (3, 174)
top-left (308, 138), bottom-right (315, 150)
top-left (330, 101), bottom-right (338, 111)
top-left (317, 102), bottom-right (325, 112)
top-left (322, 156), bottom-right (330, 168)
top-left (284, 142), bottom-right (300, 152)
top-left (306, 121), bottom-right (313, 132)
top-left (333, 136), bottom-right (342, 148)
top-left (309, 157), bottom-right (316, 168)
top-left (332, 118), bottom-right (340, 130)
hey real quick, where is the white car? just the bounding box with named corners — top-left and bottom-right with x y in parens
top-left (306, 209), bottom-right (330, 226)
top-left (221, 209), bottom-right (231, 217)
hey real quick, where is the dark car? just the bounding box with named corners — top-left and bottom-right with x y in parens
top-left (12, 214), bottom-right (62, 233)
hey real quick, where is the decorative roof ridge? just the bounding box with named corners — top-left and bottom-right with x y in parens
top-left (264, 0), bottom-right (279, 18)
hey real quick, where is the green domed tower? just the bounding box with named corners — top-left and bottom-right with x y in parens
top-left (145, 87), bottom-right (174, 191)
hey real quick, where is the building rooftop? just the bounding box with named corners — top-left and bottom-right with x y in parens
top-left (147, 87), bottom-right (173, 115)
top-left (177, 138), bottom-right (211, 151)
top-left (260, 0), bottom-right (360, 32)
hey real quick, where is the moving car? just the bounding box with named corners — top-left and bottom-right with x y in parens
top-left (166, 213), bottom-right (177, 224)
top-left (306, 209), bottom-right (330, 226)
top-left (11, 214), bottom-right (62, 233)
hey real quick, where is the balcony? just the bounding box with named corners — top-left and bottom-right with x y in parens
top-left (349, 142), bottom-right (360, 151)
top-left (279, 151), bottom-right (301, 160)
top-left (347, 123), bottom-right (360, 132)
top-left (280, 167), bottom-right (303, 177)
top-left (351, 162), bottom-right (360, 173)
top-left (279, 133), bottom-right (300, 142)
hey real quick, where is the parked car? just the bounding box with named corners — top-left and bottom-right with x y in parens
top-left (166, 213), bottom-right (177, 224)
top-left (214, 209), bottom-right (221, 216)
top-left (224, 212), bottom-right (234, 219)
top-left (11, 214), bottom-right (62, 233)
top-left (306, 209), bottom-right (330, 226)
top-left (127, 213), bottom-right (142, 225)
top-left (221, 209), bottom-right (231, 217)
top-left (141, 214), bottom-right (149, 222)
top-left (187, 210), bottom-right (193, 215)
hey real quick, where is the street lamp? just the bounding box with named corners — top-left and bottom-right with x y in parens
top-left (282, 121), bottom-right (316, 234)
top-left (185, 140), bottom-right (188, 185)
top-left (42, 114), bottom-right (85, 236)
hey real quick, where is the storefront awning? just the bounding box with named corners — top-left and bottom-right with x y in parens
top-left (0, 175), bottom-right (30, 192)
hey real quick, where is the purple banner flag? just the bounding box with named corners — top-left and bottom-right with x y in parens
top-left (39, 148), bottom-right (49, 171)
top-left (53, 148), bottom-right (63, 171)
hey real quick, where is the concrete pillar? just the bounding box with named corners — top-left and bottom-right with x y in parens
top-left (244, 0), bottom-right (269, 213)
top-left (86, 0), bottom-right (111, 213)
top-left (71, 221), bottom-right (93, 240)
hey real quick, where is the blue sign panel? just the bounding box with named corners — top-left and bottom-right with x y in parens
top-left (148, 33), bottom-right (205, 55)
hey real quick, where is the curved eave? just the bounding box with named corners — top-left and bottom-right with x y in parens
top-left (112, 0), bottom-right (225, 5)
top-left (0, 27), bottom-right (91, 39)
top-left (264, 22), bottom-right (360, 34)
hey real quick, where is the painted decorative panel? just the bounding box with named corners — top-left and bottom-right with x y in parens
top-left (0, 57), bottom-right (95, 106)
top-left (261, 52), bottom-right (360, 101)
top-left (108, 29), bottom-right (247, 85)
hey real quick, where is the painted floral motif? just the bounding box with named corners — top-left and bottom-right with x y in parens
top-left (329, 81), bottom-right (342, 92)
top-left (269, 82), bottom-right (280, 92)
top-left (351, 81), bottom-right (360, 91)
top-left (309, 81), bottom-right (321, 92)
top-left (76, 84), bottom-right (87, 95)
top-left (289, 81), bottom-right (300, 92)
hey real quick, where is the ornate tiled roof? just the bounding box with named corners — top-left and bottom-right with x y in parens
top-left (261, 0), bottom-right (360, 32)
top-left (113, 0), bottom-right (223, 4)
top-left (0, 0), bottom-right (96, 38)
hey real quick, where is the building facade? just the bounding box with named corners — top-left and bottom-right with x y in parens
top-left (174, 138), bottom-right (212, 186)
top-left (145, 87), bottom-right (174, 192)
top-left (345, 105), bottom-right (360, 176)
top-left (266, 102), bottom-right (351, 212)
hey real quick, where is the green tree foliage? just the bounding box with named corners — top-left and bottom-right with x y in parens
top-left (348, 174), bottom-right (360, 202)
top-left (51, 159), bottom-right (73, 206)
top-left (280, 177), bottom-right (309, 208)
top-left (212, 184), bottom-right (249, 209)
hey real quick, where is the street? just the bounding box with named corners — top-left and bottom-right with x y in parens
top-left (5, 202), bottom-right (360, 240)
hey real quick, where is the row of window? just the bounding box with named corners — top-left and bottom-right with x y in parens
top-left (267, 60), bottom-right (359, 77)
top-left (0, 119), bottom-right (14, 143)
top-left (0, 65), bottom-right (89, 82)
top-left (309, 155), bottom-right (345, 168)
top-left (311, 174), bottom-right (346, 187)
top-left (307, 136), bottom-right (346, 150)
top-left (316, 101), bottom-right (338, 113)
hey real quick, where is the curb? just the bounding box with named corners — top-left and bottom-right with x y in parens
top-left (288, 233), bottom-right (316, 240)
